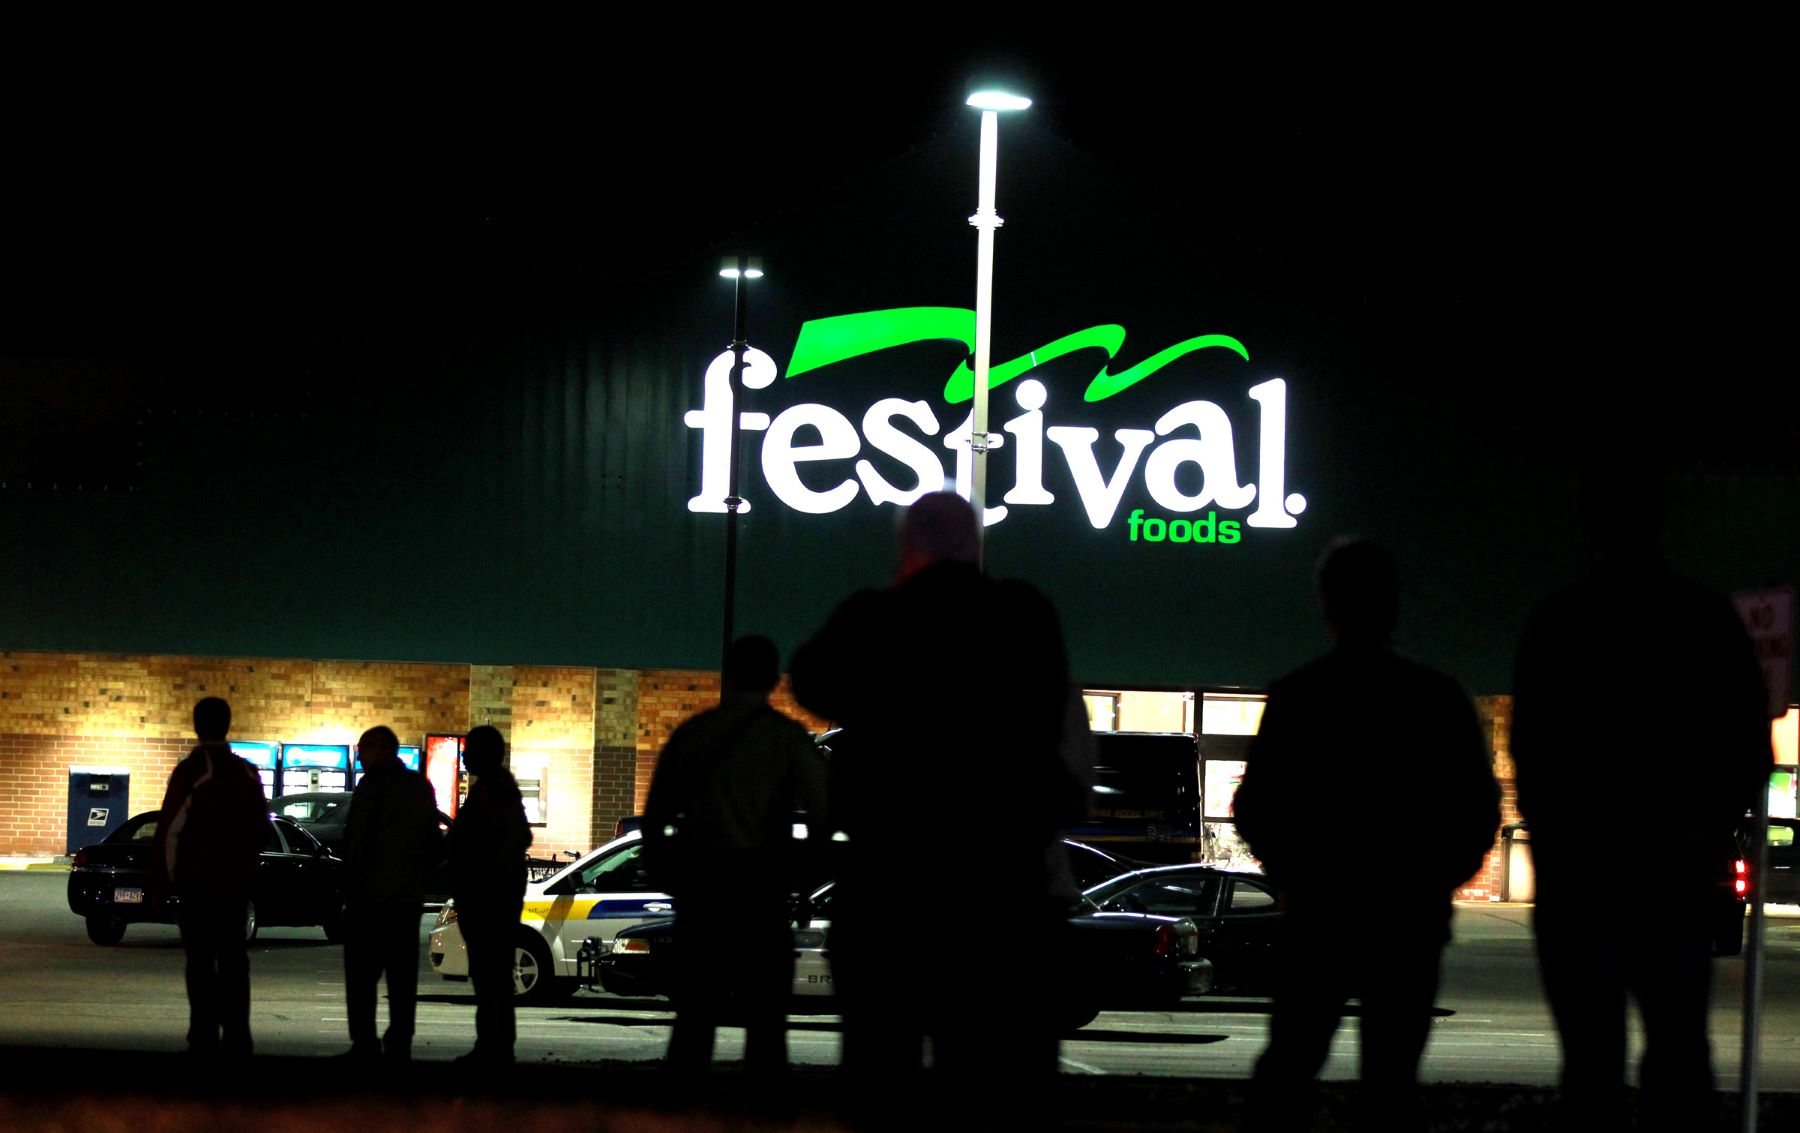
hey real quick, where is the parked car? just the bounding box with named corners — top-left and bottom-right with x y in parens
top-left (429, 830), bottom-right (670, 1003)
top-left (1759, 817), bottom-right (1800, 906)
top-left (67, 810), bottom-right (345, 945)
top-left (587, 871), bottom-right (1215, 1031)
top-left (1079, 863), bottom-right (1282, 994)
top-left (272, 791), bottom-right (454, 903)
top-left (439, 829), bottom-right (1141, 1008)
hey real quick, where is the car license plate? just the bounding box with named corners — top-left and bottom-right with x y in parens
top-left (113, 888), bottom-right (143, 904)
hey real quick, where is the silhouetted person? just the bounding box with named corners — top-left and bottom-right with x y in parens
top-left (1235, 540), bottom-right (1499, 1133)
top-left (642, 634), bottom-right (827, 1086)
top-left (791, 491), bottom-right (1086, 1128)
top-left (341, 725), bottom-right (442, 1062)
top-left (1513, 462), bottom-right (1770, 1133)
top-left (154, 696), bottom-right (270, 1058)
top-left (449, 724), bottom-right (533, 1065)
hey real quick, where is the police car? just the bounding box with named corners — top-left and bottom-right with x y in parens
top-left (428, 830), bottom-right (670, 1003)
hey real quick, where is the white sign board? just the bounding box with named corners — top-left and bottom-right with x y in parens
top-left (1734, 586), bottom-right (1795, 719)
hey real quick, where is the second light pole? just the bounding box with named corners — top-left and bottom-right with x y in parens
top-left (718, 255), bottom-right (763, 687)
top-left (965, 88), bottom-right (1030, 564)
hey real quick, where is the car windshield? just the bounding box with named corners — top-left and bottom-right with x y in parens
top-left (115, 813), bottom-right (159, 842)
top-left (1086, 871), bottom-right (1224, 917)
top-left (567, 841), bottom-right (650, 893)
top-left (277, 797), bottom-right (347, 823)
top-left (1086, 868), bottom-right (1214, 907)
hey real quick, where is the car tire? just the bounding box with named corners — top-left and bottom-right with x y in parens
top-left (244, 900), bottom-right (258, 943)
top-left (513, 932), bottom-right (571, 1004)
top-left (85, 913), bottom-right (127, 946)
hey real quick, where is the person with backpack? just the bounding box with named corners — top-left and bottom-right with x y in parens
top-left (154, 696), bottom-right (271, 1058)
top-left (642, 635), bottom-right (827, 1087)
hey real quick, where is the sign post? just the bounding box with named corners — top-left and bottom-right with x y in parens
top-left (1732, 585), bottom-right (1794, 1133)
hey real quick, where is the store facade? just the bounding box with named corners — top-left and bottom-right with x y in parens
top-left (4, 123), bottom-right (1796, 875)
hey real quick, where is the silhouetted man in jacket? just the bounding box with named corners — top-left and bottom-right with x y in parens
top-left (449, 724), bottom-right (533, 1065)
top-left (341, 725), bottom-right (442, 1062)
top-left (155, 696), bottom-right (270, 1058)
top-left (1514, 466), bottom-right (1770, 1133)
top-left (792, 491), bottom-right (1086, 1127)
top-left (643, 634), bottom-right (827, 1085)
top-left (1236, 540), bottom-right (1499, 1133)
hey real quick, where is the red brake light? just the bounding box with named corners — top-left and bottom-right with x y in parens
top-left (1152, 924), bottom-right (1174, 956)
top-left (72, 849), bottom-right (89, 869)
top-left (1736, 859), bottom-right (1748, 876)
top-left (1735, 858), bottom-right (1749, 895)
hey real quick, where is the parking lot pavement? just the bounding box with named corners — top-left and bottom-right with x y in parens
top-left (3, 1046), bottom-right (1798, 1132)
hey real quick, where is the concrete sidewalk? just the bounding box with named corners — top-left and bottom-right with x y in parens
top-left (0, 857), bottom-right (66, 871)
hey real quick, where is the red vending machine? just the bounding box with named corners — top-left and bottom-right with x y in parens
top-left (423, 734), bottom-right (465, 817)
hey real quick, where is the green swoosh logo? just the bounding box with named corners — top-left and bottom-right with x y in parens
top-left (784, 307), bottom-right (1247, 403)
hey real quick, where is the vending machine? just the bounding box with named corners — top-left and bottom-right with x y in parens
top-left (279, 743), bottom-right (352, 796)
top-left (349, 743), bottom-right (423, 787)
top-left (229, 741), bottom-right (280, 799)
top-left (423, 734), bottom-right (465, 817)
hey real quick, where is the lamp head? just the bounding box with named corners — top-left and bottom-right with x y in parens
top-left (719, 256), bottom-right (765, 280)
top-left (966, 90), bottom-right (1031, 112)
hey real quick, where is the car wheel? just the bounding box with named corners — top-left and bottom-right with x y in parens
top-left (513, 933), bottom-right (568, 1004)
top-left (85, 913), bottom-right (127, 946)
top-left (244, 900), bottom-right (258, 943)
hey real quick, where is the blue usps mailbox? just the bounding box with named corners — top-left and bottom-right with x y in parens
top-left (66, 768), bottom-right (130, 854)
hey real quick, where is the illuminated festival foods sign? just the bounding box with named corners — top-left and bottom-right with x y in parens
top-left (686, 308), bottom-right (1306, 541)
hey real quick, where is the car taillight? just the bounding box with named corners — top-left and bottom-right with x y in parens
top-left (1152, 924), bottom-right (1175, 956)
top-left (71, 849), bottom-right (89, 869)
top-left (615, 937), bottom-right (652, 955)
top-left (1736, 859), bottom-right (1748, 896)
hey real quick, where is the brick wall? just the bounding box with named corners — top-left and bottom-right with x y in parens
top-left (1457, 695), bottom-right (1521, 902)
top-left (0, 649), bottom-right (610, 857)
top-left (631, 669), bottom-right (832, 816)
top-left (0, 733), bottom-right (190, 853)
top-left (593, 669), bottom-right (639, 845)
top-left (470, 664), bottom-right (597, 860)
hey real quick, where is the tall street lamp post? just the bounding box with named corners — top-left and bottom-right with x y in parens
top-left (965, 89), bottom-right (1031, 564)
top-left (718, 255), bottom-right (763, 688)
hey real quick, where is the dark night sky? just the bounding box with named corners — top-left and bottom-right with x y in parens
top-left (2, 29), bottom-right (1791, 687)
top-left (3, 32), bottom-right (1788, 463)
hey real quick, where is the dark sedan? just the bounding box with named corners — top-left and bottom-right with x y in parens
top-left (587, 878), bottom-right (1214, 1031)
top-left (67, 810), bottom-right (345, 945)
top-left (1080, 863), bottom-right (1282, 994)
top-left (273, 791), bottom-right (453, 903)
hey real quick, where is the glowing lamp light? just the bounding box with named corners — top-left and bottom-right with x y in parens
top-left (719, 256), bottom-right (766, 280)
top-left (966, 90), bottom-right (1032, 112)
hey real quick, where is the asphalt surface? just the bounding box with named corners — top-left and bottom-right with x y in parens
top-left (7, 870), bottom-right (1800, 1129)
